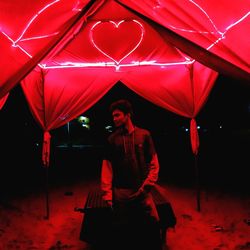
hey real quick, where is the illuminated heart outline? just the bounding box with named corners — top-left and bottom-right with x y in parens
top-left (90, 20), bottom-right (145, 65)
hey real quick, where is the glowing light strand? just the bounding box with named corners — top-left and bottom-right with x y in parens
top-left (153, 0), bottom-right (221, 35)
top-left (152, 0), bottom-right (249, 52)
top-left (90, 20), bottom-right (145, 67)
top-left (0, 0), bottom-right (79, 60)
top-left (1, 31), bottom-right (33, 58)
top-left (225, 12), bottom-right (250, 32)
top-left (39, 59), bottom-right (194, 70)
top-left (0, 0), bottom-right (248, 70)
top-left (16, 33), bottom-right (60, 42)
top-left (14, 0), bottom-right (61, 45)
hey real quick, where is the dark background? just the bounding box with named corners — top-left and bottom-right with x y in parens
top-left (0, 74), bottom-right (249, 198)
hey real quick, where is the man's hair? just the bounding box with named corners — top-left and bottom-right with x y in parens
top-left (109, 99), bottom-right (133, 116)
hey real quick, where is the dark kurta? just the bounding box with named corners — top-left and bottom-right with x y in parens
top-left (104, 126), bottom-right (156, 190)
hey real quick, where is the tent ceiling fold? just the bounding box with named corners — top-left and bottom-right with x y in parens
top-left (117, 0), bottom-right (250, 82)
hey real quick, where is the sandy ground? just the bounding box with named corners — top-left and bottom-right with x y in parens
top-left (1, 178), bottom-right (250, 250)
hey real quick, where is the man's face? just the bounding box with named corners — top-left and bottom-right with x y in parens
top-left (112, 109), bottom-right (129, 128)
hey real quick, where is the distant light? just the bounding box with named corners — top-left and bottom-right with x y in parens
top-left (219, 125), bottom-right (222, 129)
top-left (77, 115), bottom-right (90, 129)
top-left (185, 128), bottom-right (189, 132)
top-left (81, 124), bottom-right (90, 129)
top-left (105, 125), bottom-right (113, 132)
top-left (77, 115), bottom-right (90, 124)
top-left (197, 126), bottom-right (200, 129)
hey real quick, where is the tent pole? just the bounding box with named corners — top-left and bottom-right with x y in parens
top-left (67, 122), bottom-right (72, 147)
top-left (44, 166), bottom-right (50, 220)
top-left (194, 154), bottom-right (201, 212)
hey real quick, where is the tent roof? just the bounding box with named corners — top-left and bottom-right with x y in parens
top-left (0, 0), bottom-right (249, 99)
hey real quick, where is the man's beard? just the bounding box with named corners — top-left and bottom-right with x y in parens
top-left (114, 123), bottom-right (126, 132)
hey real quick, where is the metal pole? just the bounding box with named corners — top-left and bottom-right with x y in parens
top-left (194, 154), bottom-right (201, 212)
top-left (44, 166), bottom-right (50, 219)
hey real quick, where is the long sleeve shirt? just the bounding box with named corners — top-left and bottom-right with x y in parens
top-left (101, 126), bottom-right (159, 201)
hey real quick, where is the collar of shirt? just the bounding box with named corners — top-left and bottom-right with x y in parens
top-left (119, 125), bottom-right (135, 135)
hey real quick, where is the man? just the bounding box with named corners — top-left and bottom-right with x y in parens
top-left (101, 99), bottom-right (162, 250)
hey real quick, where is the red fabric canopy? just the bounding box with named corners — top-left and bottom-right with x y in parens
top-left (118, 0), bottom-right (250, 80)
top-left (1, 0), bottom-right (249, 98)
top-left (0, 0), bottom-right (99, 98)
top-left (1, 0), bottom-right (249, 165)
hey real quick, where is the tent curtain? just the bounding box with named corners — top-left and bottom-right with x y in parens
top-left (42, 131), bottom-right (51, 167)
top-left (21, 67), bottom-right (123, 166)
top-left (121, 62), bottom-right (217, 154)
top-left (22, 62), bottom-right (217, 160)
top-left (190, 118), bottom-right (199, 156)
top-left (19, 0), bottom-right (220, 162)
top-left (2, 0), bottom-right (248, 163)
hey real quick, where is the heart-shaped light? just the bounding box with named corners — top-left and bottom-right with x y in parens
top-left (90, 20), bottom-right (144, 65)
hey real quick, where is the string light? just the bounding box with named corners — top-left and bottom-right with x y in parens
top-left (0, 0), bottom-right (248, 70)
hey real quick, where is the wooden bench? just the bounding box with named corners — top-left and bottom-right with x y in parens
top-left (76, 185), bottom-right (176, 246)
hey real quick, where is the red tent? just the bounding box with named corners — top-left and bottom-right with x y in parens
top-left (1, 0), bottom-right (249, 158)
top-left (1, 0), bottom-right (249, 214)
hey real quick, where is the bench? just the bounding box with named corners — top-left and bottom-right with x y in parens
top-left (76, 185), bottom-right (176, 246)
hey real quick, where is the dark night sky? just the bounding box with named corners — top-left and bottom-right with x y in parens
top-left (0, 74), bottom-right (249, 196)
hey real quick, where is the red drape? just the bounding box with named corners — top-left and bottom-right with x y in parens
top-left (117, 0), bottom-right (250, 82)
top-left (6, 0), bottom-right (250, 166)
top-left (2, 0), bottom-right (248, 96)
top-left (21, 67), bottom-right (122, 166)
top-left (1, 0), bottom-right (249, 100)
top-left (0, 0), bottom-right (106, 99)
top-left (121, 63), bottom-right (217, 118)
top-left (18, 0), bottom-right (221, 165)
top-left (121, 62), bottom-right (217, 155)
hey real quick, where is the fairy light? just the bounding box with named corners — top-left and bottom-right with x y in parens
top-left (90, 20), bottom-right (145, 67)
top-left (0, 0), bottom-right (249, 70)
top-left (225, 12), bottom-right (250, 32)
top-left (152, 0), bottom-right (249, 52)
top-left (14, 0), bottom-right (61, 46)
top-left (189, 0), bottom-right (221, 35)
top-left (39, 58), bottom-right (194, 70)
top-left (16, 33), bottom-right (60, 43)
top-left (1, 30), bottom-right (33, 58)
top-left (153, 0), bottom-right (222, 35)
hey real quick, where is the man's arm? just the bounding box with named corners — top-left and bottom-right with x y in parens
top-left (140, 153), bottom-right (160, 192)
top-left (101, 159), bottom-right (113, 203)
